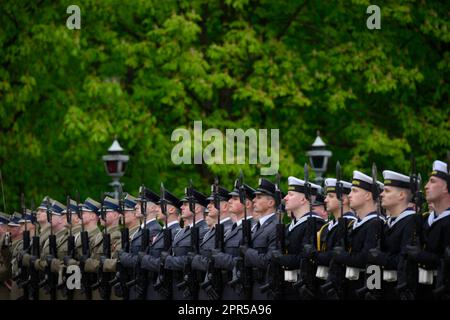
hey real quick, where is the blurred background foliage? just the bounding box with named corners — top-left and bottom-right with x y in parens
top-left (0, 0), bottom-right (448, 211)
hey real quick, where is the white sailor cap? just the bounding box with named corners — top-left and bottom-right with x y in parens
top-left (352, 171), bottom-right (384, 192)
top-left (324, 178), bottom-right (352, 194)
top-left (431, 160), bottom-right (449, 183)
top-left (382, 170), bottom-right (410, 189)
top-left (287, 176), bottom-right (321, 195)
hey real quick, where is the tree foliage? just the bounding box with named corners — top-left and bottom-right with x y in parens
top-left (0, 0), bottom-right (448, 211)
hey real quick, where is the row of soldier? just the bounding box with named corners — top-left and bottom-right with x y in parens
top-left (0, 159), bottom-right (449, 300)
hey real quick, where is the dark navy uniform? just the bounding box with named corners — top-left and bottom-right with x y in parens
top-left (316, 212), bottom-right (356, 299)
top-left (278, 213), bottom-right (326, 299)
top-left (335, 212), bottom-right (384, 299)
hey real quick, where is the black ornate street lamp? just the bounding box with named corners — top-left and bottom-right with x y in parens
top-left (306, 132), bottom-right (332, 185)
top-left (102, 138), bottom-right (129, 199)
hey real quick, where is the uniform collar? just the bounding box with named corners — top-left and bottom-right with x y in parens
top-left (387, 208), bottom-right (415, 228)
top-left (258, 212), bottom-right (276, 226)
top-left (427, 208), bottom-right (450, 226)
top-left (353, 211), bottom-right (379, 230)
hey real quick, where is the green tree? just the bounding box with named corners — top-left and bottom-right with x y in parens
top-left (0, 0), bottom-right (448, 211)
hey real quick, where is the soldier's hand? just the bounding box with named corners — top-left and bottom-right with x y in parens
top-left (303, 244), bottom-right (316, 259)
top-left (271, 250), bottom-right (283, 262)
top-left (368, 248), bottom-right (386, 265)
top-left (332, 246), bottom-right (347, 264)
top-left (63, 256), bottom-right (79, 267)
top-left (406, 245), bottom-right (421, 261)
top-left (34, 258), bottom-right (47, 271)
top-left (102, 258), bottom-right (117, 272)
top-left (210, 248), bottom-right (220, 258)
top-left (137, 251), bottom-right (146, 264)
top-left (239, 245), bottom-right (249, 256)
top-left (160, 251), bottom-right (169, 261)
top-left (84, 258), bottom-right (100, 272)
top-left (50, 258), bottom-right (63, 273)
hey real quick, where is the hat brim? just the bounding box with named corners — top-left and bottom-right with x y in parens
top-left (254, 189), bottom-right (275, 197)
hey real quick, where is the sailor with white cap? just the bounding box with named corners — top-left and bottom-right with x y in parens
top-left (271, 175), bottom-right (325, 299)
top-left (406, 160), bottom-right (450, 299)
top-left (333, 170), bottom-right (385, 299)
top-left (366, 170), bottom-right (417, 299)
top-left (316, 177), bottom-right (356, 299)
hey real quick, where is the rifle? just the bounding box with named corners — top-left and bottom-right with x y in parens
top-left (109, 185), bottom-right (130, 300)
top-left (16, 193), bottom-right (31, 300)
top-left (29, 200), bottom-right (40, 300)
top-left (356, 163), bottom-right (384, 299)
top-left (228, 170), bottom-right (252, 299)
top-left (434, 161), bottom-right (450, 299)
top-left (260, 172), bottom-right (286, 299)
top-left (62, 195), bottom-right (76, 299)
top-left (295, 163), bottom-right (317, 299)
top-left (91, 193), bottom-right (112, 300)
top-left (434, 246), bottom-right (450, 299)
top-left (38, 198), bottom-right (58, 300)
top-left (395, 155), bottom-right (423, 299)
top-left (153, 182), bottom-right (173, 298)
top-left (321, 161), bottom-right (348, 299)
top-left (200, 177), bottom-right (223, 300)
top-left (126, 185), bottom-right (150, 299)
top-left (76, 192), bottom-right (93, 300)
top-left (177, 180), bottom-right (199, 299)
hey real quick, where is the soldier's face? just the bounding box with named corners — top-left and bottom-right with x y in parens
top-left (124, 211), bottom-right (137, 226)
top-left (37, 209), bottom-right (47, 224)
top-left (207, 201), bottom-right (218, 219)
top-left (349, 187), bottom-right (369, 209)
top-left (205, 212), bottom-right (216, 227)
top-left (181, 202), bottom-right (194, 219)
top-left (253, 194), bottom-right (274, 213)
top-left (425, 176), bottom-right (448, 202)
top-left (325, 193), bottom-right (339, 212)
top-left (105, 211), bottom-right (119, 226)
top-left (8, 226), bottom-right (21, 238)
top-left (380, 186), bottom-right (403, 209)
top-left (82, 211), bottom-right (94, 224)
top-left (284, 191), bottom-right (304, 211)
top-left (228, 196), bottom-right (243, 215)
top-left (134, 204), bottom-right (142, 217)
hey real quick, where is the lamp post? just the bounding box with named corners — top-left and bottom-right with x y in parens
top-left (102, 138), bottom-right (129, 199)
top-left (306, 132), bottom-right (332, 185)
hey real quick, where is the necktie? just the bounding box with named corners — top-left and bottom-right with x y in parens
top-left (232, 223), bottom-right (237, 231)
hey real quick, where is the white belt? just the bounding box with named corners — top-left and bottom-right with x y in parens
top-left (345, 267), bottom-right (364, 280)
top-left (418, 268), bottom-right (437, 285)
top-left (383, 270), bottom-right (397, 282)
top-left (315, 265), bottom-right (329, 280)
top-left (284, 269), bottom-right (300, 282)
